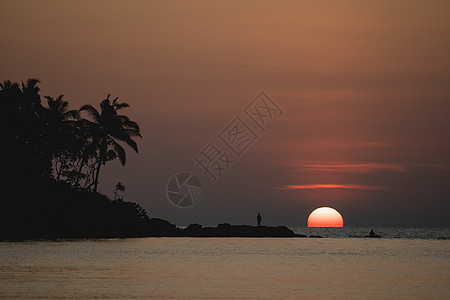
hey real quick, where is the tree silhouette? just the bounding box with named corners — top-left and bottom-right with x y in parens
top-left (45, 95), bottom-right (80, 122)
top-left (2, 78), bottom-right (150, 240)
top-left (114, 182), bottom-right (126, 201)
top-left (3, 78), bottom-right (52, 180)
top-left (80, 95), bottom-right (141, 192)
top-left (43, 96), bottom-right (83, 183)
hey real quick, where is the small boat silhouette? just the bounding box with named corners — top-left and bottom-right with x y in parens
top-left (364, 234), bottom-right (382, 238)
top-left (364, 229), bottom-right (382, 238)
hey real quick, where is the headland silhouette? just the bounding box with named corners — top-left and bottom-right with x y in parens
top-left (1, 78), bottom-right (305, 241)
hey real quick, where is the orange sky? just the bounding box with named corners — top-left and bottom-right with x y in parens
top-left (2, 0), bottom-right (450, 226)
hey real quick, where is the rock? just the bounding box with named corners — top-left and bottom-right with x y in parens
top-left (179, 223), bottom-right (297, 237)
top-left (183, 223), bottom-right (204, 236)
top-left (146, 218), bottom-right (180, 236)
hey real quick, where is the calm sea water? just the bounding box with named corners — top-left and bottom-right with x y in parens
top-left (0, 228), bottom-right (449, 299)
top-left (292, 227), bottom-right (450, 239)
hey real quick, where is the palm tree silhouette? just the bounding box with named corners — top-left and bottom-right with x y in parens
top-left (20, 78), bottom-right (42, 112)
top-left (43, 95), bottom-right (81, 181)
top-left (114, 182), bottom-right (126, 201)
top-left (44, 95), bottom-right (80, 122)
top-left (0, 80), bottom-right (18, 90)
top-left (80, 95), bottom-right (141, 192)
top-left (44, 95), bottom-right (81, 148)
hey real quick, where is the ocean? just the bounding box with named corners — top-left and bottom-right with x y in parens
top-left (0, 228), bottom-right (449, 299)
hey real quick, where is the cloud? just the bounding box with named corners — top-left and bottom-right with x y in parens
top-left (293, 161), bottom-right (408, 173)
top-left (289, 161), bottom-right (450, 174)
top-left (276, 184), bottom-right (388, 191)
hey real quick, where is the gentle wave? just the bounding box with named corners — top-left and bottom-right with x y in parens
top-left (291, 227), bottom-right (450, 239)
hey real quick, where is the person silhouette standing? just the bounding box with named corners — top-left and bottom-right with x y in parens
top-left (257, 213), bottom-right (262, 226)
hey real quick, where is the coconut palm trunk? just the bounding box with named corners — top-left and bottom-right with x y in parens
top-left (93, 157), bottom-right (102, 193)
top-left (93, 141), bottom-right (107, 193)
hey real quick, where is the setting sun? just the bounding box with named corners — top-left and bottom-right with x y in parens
top-left (308, 207), bottom-right (344, 227)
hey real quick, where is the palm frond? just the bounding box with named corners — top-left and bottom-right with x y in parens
top-left (80, 104), bottom-right (102, 124)
top-left (22, 78), bottom-right (40, 93)
top-left (110, 139), bottom-right (126, 165)
top-left (0, 80), bottom-right (8, 90)
top-left (121, 120), bottom-right (140, 131)
top-left (64, 109), bottom-right (80, 120)
top-left (124, 137), bottom-right (138, 153)
top-left (112, 132), bottom-right (139, 153)
top-left (0, 80), bottom-right (19, 90)
top-left (118, 115), bottom-right (130, 122)
top-left (124, 128), bottom-right (142, 137)
top-left (115, 102), bottom-right (130, 109)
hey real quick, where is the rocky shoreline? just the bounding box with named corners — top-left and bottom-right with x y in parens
top-left (146, 219), bottom-right (307, 237)
top-left (1, 218), bottom-right (311, 241)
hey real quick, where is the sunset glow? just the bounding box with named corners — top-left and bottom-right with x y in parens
top-left (1, 0), bottom-right (449, 228)
top-left (293, 162), bottom-right (408, 173)
top-left (279, 184), bottom-right (385, 190)
top-left (308, 207), bottom-right (344, 227)
top-left (1, 0), bottom-right (450, 298)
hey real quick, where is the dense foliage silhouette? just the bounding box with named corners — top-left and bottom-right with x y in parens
top-left (1, 78), bottom-right (148, 240)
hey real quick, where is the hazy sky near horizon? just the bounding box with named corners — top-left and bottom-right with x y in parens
top-left (2, 0), bottom-right (450, 227)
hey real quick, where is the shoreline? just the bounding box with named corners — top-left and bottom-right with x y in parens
top-left (0, 220), bottom-right (309, 241)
